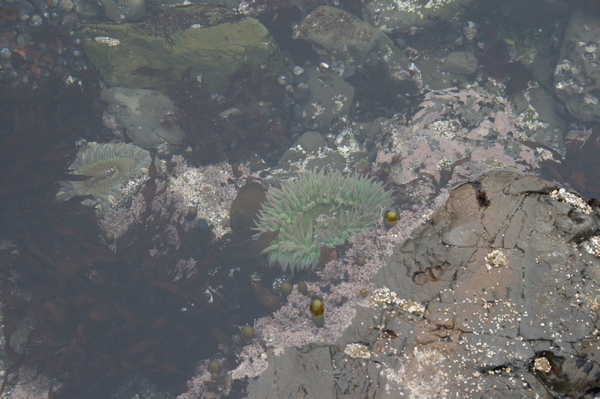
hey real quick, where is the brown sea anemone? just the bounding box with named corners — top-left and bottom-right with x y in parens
top-left (55, 143), bottom-right (153, 214)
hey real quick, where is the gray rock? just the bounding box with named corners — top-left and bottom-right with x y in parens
top-left (301, 66), bottom-right (355, 129)
top-left (361, 0), bottom-right (476, 35)
top-left (98, 0), bottom-right (146, 22)
top-left (296, 130), bottom-right (326, 152)
top-left (245, 347), bottom-right (336, 399)
top-left (372, 171), bottom-right (600, 396)
top-left (353, 117), bottom-right (388, 151)
top-left (275, 120), bottom-right (381, 177)
top-left (294, 6), bottom-right (409, 73)
top-left (78, 5), bottom-right (284, 92)
top-left (101, 87), bottom-right (185, 151)
top-left (511, 86), bottom-right (567, 154)
top-left (554, 9), bottom-right (600, 122)
top-left (73, 0), bottom-right (102, 19)
top-left (413, 52), bottom-right (465, 90)
top-left (440, 51), bottom-right (478, 75)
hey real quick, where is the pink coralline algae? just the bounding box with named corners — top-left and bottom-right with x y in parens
top-left (377, 87), bottom-right (548, 200)
top-left (225, 215), bottom-right (434, 382)
top-left (99, 155), bottom-right (240, 248)
top-left (252, 226), bottom-right (389, 350)
top-left (101, 114), bottom-right (122, 139)
top-left (176, 365), bottom-right (211, 399)
top-left (565, 123), bottom-right (594, 143)
top-left (178, 223), bottom-right (396, 392)
top-left (178, 170), bottom-right (445, 394)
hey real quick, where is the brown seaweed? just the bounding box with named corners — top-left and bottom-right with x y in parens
top-left (0, 75), bottom-right (241, 398)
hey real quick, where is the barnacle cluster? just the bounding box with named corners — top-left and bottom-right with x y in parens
top-left (254, 170), bottom-right (392, 273)
top-left (344, 343), bottom-right (371, 359)
top-left (549, 188), bottom-right (593, 215)
top-left (485, 249), bottom-right (507, 270)
top-left (370, 288), bottom-right (425, 313)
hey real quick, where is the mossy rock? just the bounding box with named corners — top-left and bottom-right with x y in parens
top-left (77, 5), bottom-right (284, 92)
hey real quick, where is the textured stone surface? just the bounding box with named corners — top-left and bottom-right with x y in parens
top-left (245, 171), bottom-right (600, 398)
top-left (361, 0), bottom-right (475, 34)
top-left (511, 86), bottom-right (567, 153)
top-left (376, 172), bottom-right (598, 342)
top-left (245, 347), bottom-right (336, 399)
top-left (78, 5), bottom-right (284, 92)
top-left (294, 6), bottom-right (409, 72)
top-left (101, 87), bottom-right (185, 149)
top-left (554, 9), bottom-right (600, 122)
top-left (440, 51), bottom-right (478, 75)
top-left (97, 0), bottom-right (146, 22)
top-left (300, 66), bottom-right (354, 128)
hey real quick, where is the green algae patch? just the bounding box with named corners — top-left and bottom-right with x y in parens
top-left (78, 5), bottom-right (284, 92)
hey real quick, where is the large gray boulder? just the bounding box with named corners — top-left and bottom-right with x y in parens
top-left (78, 5), bottom-right (284, 92)
top-left (294, 6), bottom-right (409, 73)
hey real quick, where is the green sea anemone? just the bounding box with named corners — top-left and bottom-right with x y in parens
top-left (55, 143), bottom-right (153, 215)
top-left (253, 170), bottom-right (392, 273)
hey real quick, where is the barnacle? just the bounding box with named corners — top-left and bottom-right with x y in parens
top-left (55, 143), bottom-right (154, 215)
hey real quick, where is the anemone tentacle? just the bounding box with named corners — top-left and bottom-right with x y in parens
top-left (253, 170), bottom-right (392, 274)
top-left (55, 143), bottom-right (154, 215)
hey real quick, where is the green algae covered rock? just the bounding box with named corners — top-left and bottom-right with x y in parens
top-left (78, 5), bottom-right (284, 92)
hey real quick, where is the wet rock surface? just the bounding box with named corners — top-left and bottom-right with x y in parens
top-left (295, 6), bottom-right (409, 73)
top-left (439, 51), bottom-right (478, 75)
top-left (245, 171), bottom-right (600, 398)
top-left (101, 86), bottom-right (185, 151)
top-left (511, 86), bottom-right (568, 154)
top-left (300, 65), bottom-right (355, 129)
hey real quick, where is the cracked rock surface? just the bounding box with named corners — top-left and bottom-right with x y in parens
top-left (246, 171), bottom-right (600, 398)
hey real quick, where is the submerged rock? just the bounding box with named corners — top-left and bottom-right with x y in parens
top-left (294, 6), bottom-right (409, 73)
top-left (361, 0), bottom-right (476, 34)
top-left (554, 9), bottom-right (600, 122)
top-left (78, 5), bottom-right (284, 92)
top-left (101, 86), bottom-right (185, 150)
